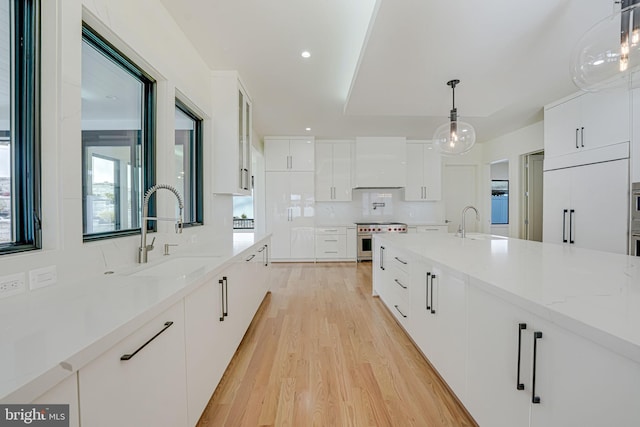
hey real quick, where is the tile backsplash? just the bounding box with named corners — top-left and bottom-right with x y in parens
top-left (316, 188), bottom-right (444, 225)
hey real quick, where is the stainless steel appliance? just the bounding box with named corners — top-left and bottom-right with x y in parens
top-left (631, 183), bottom-right (640, 256)
top-left (356, 222), bottom-right (407, 261)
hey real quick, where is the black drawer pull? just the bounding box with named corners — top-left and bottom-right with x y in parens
top-left (532, 331), bottom-right (543, 404)
top-left (430, 274), bottom-right (437, 314)
top-left (394, 278), bottom-right (407, 289)
top-left (245, 254), bottom-right (255, 261)
top-left (394, 305), bottom-right (407, 318)
top-left (517, 323), bottom-right (527, 390)
top-left (121, 321), bottom-right (173, 361)
top-left (426, 272), bottom-right (431, 310)
top-left (394, 256), bottom-right (408, 265)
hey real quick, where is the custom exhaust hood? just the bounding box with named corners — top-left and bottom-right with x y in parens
top-left (353, 137), bottom-right (407, 189)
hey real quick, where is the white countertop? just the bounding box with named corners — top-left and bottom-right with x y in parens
top-left (375, 233), bottom-right (640, 363)
top-left (0, 232), bottom-right (270, 403)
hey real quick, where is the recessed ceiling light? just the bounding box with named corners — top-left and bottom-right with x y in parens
top-left (105, 95), bottom-right (118, 100)
top-left (305, 127), bottom-right (311, 131)
top-left (301, 51), bottom-right (311, 58)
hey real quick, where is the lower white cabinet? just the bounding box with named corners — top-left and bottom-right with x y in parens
top-left (31, 374), bottom-right (79, 427)
top-left (315, 227), bottom-right (347, 260)
top-left (78, 301), bottom-right (188, 427)
top-left (467, 284), bottom-right (640, 427)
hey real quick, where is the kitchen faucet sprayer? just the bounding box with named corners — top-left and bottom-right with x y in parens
top-left (138, 184), bottom-right (184, 263)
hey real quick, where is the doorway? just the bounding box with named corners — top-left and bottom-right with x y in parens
top-left (522, 151), bottom-right (544, 241)
top-left (490, 160), bottom-right (509, 237)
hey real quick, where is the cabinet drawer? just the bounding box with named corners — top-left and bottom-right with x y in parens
top-left (316, 227), bottom-right (346, 235)
top-left (416, 225), bottom-right (448, 233)
top-left (315, 235), bottom-right (347, 258)
top-left (390, 267), bottom-right (410, 303)
top-left (390, 251), bottom-right (411, 273)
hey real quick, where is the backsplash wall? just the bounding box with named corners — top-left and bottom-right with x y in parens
top-left (315, 189), bottom-right (445, 225)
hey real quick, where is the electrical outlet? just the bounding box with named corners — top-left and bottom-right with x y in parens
top-left (0, 273), bottom-right (26, 298)
top-left (29, 265), bottom-right (57, 290)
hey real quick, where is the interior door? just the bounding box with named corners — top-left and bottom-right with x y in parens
top-left (444, 164), bottom-right (478, 233)
top-left (525, 153), bottom-right (544, 241)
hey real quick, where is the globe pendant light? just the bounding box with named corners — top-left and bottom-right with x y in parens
top-left (572, 1), bottom-right (640, 91)
top-left (433, 79), bottom-right (476, 156)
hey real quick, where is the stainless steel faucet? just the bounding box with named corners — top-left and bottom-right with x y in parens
top-left (459, 205), bottom-right (479, 238)
top-left (138, 184), bottom-right (184, 263)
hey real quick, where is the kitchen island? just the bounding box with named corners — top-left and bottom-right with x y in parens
top-left (373, 232), bottom-right (640, 427)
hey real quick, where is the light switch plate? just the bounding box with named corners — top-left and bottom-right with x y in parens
top-left (0, 272), bottom-right (26, 298)
top-left (29, 265), bottom-right (57, 290)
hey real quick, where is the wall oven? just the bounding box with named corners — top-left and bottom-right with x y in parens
top-left (631, 183), bottom-right (640, 256)
top-left (356, 222), bottom-right (407, 261)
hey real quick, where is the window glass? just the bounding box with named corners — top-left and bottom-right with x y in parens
top-left (174, 102), bottom-right (202, 225)
top-left (1, 0), bottom-right (40, 253)
top-left (81, 26), bottom-right (154, 239)
top-left (491, 180), bottom-right (509, 225)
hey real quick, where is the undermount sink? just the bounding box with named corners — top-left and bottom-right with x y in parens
top-left (129, 256), bottom-right (220, 279)
top-left (464, 233), bottom-right (508, 241)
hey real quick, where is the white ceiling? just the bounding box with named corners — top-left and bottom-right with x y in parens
top-left (160, 0), bottom-right (617, 143)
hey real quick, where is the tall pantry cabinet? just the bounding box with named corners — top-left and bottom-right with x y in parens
top-left (265, 137), bottom-right (315, 261)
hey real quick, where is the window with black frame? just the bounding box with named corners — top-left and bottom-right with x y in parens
top-left (491, 180), bottom-right (509, 225)
top-left (0, 0), bottom-right (41, 254)
top-left (174, 101), bottom-right (202, 226)
top-left (81, 25), bottom-right (155, 240)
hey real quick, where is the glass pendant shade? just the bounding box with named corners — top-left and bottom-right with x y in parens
top-left (433, 119), bottom-right (476, 155)
top-left (572, 2), bottom-right (640, 91)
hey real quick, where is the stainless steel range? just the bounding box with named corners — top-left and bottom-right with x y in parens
top-left (356, 222), bottom-right (407, 262)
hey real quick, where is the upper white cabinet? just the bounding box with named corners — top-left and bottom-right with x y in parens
top-left (405, 141), bottom-right (442, 201)
top-left (544, 88), bottom-right (629, 160)
top-left (79, 301), bottom-right (188, 427)
top-left (212, 71), bottom-right (252, 195)
top-left (354, 137), bottom-right (407, 188)
top-left (265, 137), bottom-right (315, 171)
top-left (542, 158), bottom-right (628, 254)
top-left (315, 140), bottom-right (353, 201)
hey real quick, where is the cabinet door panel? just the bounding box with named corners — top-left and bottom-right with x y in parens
top-left (266, 172), bottom-right (292, 259)
top-left (290, 172), bottom-right (315, 259)
top-left (544, 98), bottom-right (581, 159)
top-left (405, 143), bottom-right (424, 201)
top-left (79, 302), bottom-right (188, 427)
top-left (580, 88), bottom-right (630, 150)
top-left (315, 143), bottom-right (333, 201)
top-left (569, 159), bottom-right (628, 254)
top-left (265, 139), bottom-right (291, 171)
top-left (542, 168), bottom-right (572, 245)
top-left (289, 139), bottom-right (315, 171)
top-left (332, 143), bottom-right (352, 201)
top-left (423, 144), bottom-right (442, 200)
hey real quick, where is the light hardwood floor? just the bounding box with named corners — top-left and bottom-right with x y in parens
top-left (197, 262), bottom-right (477, 427)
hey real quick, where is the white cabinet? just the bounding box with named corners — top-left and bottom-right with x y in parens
top-left (265, 137), bottom-right (315, 171)
top-left (466, 284), bottom-right (640, 427)
top-left (212, 71), bottom-right (252, 195)
top-left (407, 225), bottom-right (448, 233)
top-left (346, 227), bottom-right (356, 260)
top-left (265, 171), bottom-right (315, 260)
top-left (315, 141), bottom-right (353, 201)
top-left (410, 259), bottom-right (467, 401)
top-left (315, 227), bottom-right (347, 260)
top-left (32, 374), bottom-right (79, 427)
top-left (543, 159), bottom-right (628, 254)
top-left (544, 88), bottom-right (629, 160)
top-left (79, 301), bottom-right (188, 427)
top-left (354, 137), bottom-right (407, 188)
top-left (375, 245), bottom-right (412, 330)
top-left (545, 88), bottom-right (629, 159)
top-left (405, 141), bottom-right (442, 201)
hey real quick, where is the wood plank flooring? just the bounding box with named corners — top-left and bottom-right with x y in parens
top-left (197, 262), bottom-right (477, 427)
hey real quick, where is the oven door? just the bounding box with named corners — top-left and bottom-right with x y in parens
top-left (631, 234), bottom-right (640, 256)
top-left (357, 234), bottom-right (373, 261)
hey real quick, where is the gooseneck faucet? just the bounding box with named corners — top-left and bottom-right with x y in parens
top-left (459, 205), bottom-right (479, 238)
top-left (138, 184), bottom-right (184, 263)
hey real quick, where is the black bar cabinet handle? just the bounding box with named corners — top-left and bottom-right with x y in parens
top-left (394, 305), bottom-right (407, 318)
top-left (394, 256), bottom-right (407, 265)
top-left (394, 278), bottom-right (407, 289)
top-left (224, 276), bottom-right (229, 317)
top-left (430, 274), bottom-right (437, 314)
top-left (562, 209), bottom-right (568, 243)
top-left (569, 209), bottom-right (575, 244)
top-left (532, 331), bottom-right (543, 404)
top-left (121, 321), bottom-right (173, 361)
top-left (219, 278), bottom-right (225, 321)
top-left (575, 128), bottom-right (579, 149)
top-left (580, 127), bottom-right (584, 147)
top-left (380, 246), bottom-right (385, 270)
top-left (246, 254), bottom-right (255, 261)
top-left (426, 272), bottom-right (431, 310)
top-left (517, 323), bottom-right (527, 390)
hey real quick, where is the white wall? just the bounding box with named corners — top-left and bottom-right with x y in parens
top-left (480, 121), bottom-right (544, 237)
top-left (0, 0), bottom-right (233, 289)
